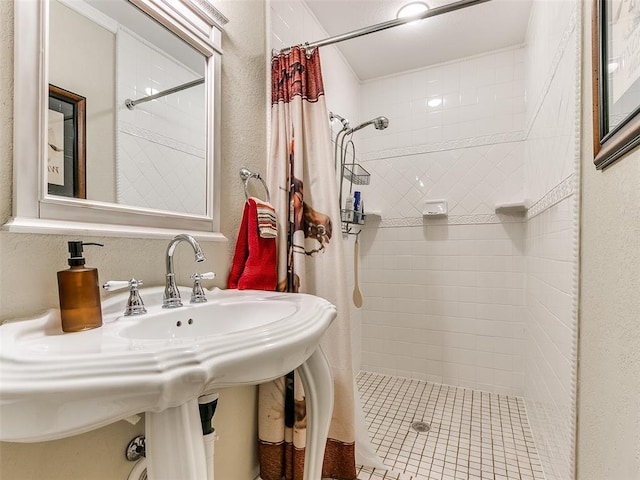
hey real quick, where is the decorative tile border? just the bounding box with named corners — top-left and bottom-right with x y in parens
top-left (526, 174), bottom-right (575, 220)
top-left (361, 131), bottom-right (525, 161)
top-left (566, 3), bottom-right (582, 479)
top-left (363, 162), bottom-right (577, 230)
top-left (370, 212), bottom-right (524, 228)
top-left (120, 121), bottom-right (205, 158)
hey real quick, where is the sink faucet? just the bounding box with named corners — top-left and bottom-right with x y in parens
top-left (163, 234), bottom-right (206, 308)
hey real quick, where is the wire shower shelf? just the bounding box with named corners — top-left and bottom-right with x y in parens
top-left (342, 163), bottom-right (370, 186)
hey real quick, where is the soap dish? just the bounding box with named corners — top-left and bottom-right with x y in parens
top-left (495, 202), bottom-right (528, 215)
top-left (423, 199), bottom-right (448, 217)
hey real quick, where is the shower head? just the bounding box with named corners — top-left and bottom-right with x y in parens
top-left (348, 116), bottom-right (390, 134)
top-left (373, 116), bottom-right (389, 130)
top-left (329, 112), bottom-right (350, 130)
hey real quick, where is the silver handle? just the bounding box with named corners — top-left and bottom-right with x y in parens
top-left (190, 272), bottom-right (214, 304)
top-left (103, 279), bottom-right (144, 291)
top-left (103, 279), bottom-right (146, 316)
top-left (191, 272), bottom-right (215, 281)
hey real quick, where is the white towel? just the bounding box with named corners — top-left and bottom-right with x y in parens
top-left (250, 197), bottom-right (278, 238)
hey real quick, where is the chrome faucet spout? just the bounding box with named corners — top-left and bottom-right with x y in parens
top-left (163, 234), bottom-right (206, 308)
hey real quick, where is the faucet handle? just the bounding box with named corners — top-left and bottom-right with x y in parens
top-left (103, 280), bottom-right (134, 291)
top-left (103, 278), bottom-right (147, 316)
top-left (190, 272), bottom-right (215, 304)
top-left (192, 272), bottom-right (215, 281)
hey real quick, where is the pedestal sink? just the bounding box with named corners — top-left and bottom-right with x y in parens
top-left (0, 287), bottom-right (336, 480)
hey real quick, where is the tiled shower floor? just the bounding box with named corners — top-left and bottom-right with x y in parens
top-left (356, 372), bottom-right (545, 480)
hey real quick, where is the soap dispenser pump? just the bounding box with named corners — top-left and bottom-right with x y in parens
top-left (57, 241), bottom-right (104, 333)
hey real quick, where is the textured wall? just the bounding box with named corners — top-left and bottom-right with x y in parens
top-left (577, 4), bottom-right (640, 479)
top-left (0, 0), bottom-right (265, 479)
top-left (0, 0), bottom-right (14, 227)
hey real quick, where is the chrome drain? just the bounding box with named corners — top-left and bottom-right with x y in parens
top-left (411, 421), bottom-right (430, 433)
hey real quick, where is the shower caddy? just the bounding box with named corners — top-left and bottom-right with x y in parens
top-left (331, 113), bottom-right (371, 235)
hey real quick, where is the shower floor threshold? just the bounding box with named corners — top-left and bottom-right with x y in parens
top-left (356, 371), bottom-right (545, 480)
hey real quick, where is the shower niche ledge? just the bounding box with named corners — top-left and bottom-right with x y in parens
top-left (423, 199), bottom-right (448, 217)
top-left (494, 201), bottom-right (528, 215)
top-left (0, 287), bottom-right (336, 480)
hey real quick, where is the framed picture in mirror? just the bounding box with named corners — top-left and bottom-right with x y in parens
top-left (48, 85), bottom-right (86, 198)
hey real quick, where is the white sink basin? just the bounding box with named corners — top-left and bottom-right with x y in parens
top-left (0, 287), bottom-right (336, 443)
top-left (119, 300), bottom-right (298, 340)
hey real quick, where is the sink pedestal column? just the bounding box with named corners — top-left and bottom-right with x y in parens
top-left (143, 347), bottom-right (333, 480)
top-left (146, 398), bottom-right (207, 480)
top-left (298, 346), bottom-right (334, 480)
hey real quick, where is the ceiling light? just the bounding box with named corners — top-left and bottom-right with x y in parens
top-left (397, 2), bottom-right (430, 24)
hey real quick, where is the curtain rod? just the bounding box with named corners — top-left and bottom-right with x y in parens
top-left (124, 78), bottom-right (204, 110)
top-left (273, 0), bottom-right (492, 56)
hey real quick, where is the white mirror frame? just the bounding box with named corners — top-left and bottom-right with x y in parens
top-left (5, 0), bottom-right (227, 240)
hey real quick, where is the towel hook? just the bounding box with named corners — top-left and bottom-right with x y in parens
top-left (239, 167), bottom-right (271, 203)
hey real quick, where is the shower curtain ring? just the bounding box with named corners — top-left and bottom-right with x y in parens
top-left (304, 43), bottom-right (315, 57)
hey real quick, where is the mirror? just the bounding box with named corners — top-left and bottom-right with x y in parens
top-left (7, 0), bottom-right (227, 236)
top-left (49, 0), bottom-right (206, 215)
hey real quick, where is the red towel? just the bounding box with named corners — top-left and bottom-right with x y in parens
top-left (227, 198), bottom-right (277, 290)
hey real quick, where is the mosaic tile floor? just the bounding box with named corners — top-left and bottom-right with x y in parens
top-left (356, 372), bottom-right (545, 480)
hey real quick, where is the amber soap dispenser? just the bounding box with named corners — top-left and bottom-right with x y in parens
top-left (57, 241), bottom-right (104, 333)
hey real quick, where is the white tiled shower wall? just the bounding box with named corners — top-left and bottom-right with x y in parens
top-left (359, 222), bottom-right (526, 393)
top-left (116, 28), bottom-right (207, 215)
top-left (359, 141), bottom-right (524, 220)
top-left (524, 1), bottom-right (578, 203)
top-left (524, 197), bottom-right (576, 480)
top-left (356, 47), bottom-right (528, 396)
top-left (522, 2), bottom-right (580, 480)
top-left (358, 47), bottom-right (525, 159)
top-left (268, 3), bottom-right (580, 480)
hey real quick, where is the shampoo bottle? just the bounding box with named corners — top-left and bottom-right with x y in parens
top-left (353, 191), bottom-right (362, 224)
top-left (57, 241), bottom-right (104, 333)
top-left (344, 195), bottom-right (355, 222)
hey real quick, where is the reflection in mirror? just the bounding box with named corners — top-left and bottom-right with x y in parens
top-left (48, 0), bottom-right (207, 216)
top-left (48, 84), bottom-right (86, 199)
top-left (604, 0), bottom-right (640, 134)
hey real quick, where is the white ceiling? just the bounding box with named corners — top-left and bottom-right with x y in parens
top-left (303, 0), bottom-right (533, 81)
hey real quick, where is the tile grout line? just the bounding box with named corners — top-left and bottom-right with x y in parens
top-left (356, 371), bottom-right (546, 480)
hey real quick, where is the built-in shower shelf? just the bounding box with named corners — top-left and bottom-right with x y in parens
top-left (342, 163), bottom-right (370, 186)
top-left (423, 199), bottom-right (448, 217)
top-left (495, 202), bottom-right (528, 215)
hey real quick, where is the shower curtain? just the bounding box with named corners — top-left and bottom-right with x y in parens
top-left (258, 46), bottom-right (356, 480)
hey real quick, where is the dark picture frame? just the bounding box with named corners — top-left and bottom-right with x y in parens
top-left (593, 0), bottom-right (640, 169)
top-left (48, 85), bottom-right (86, 198)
